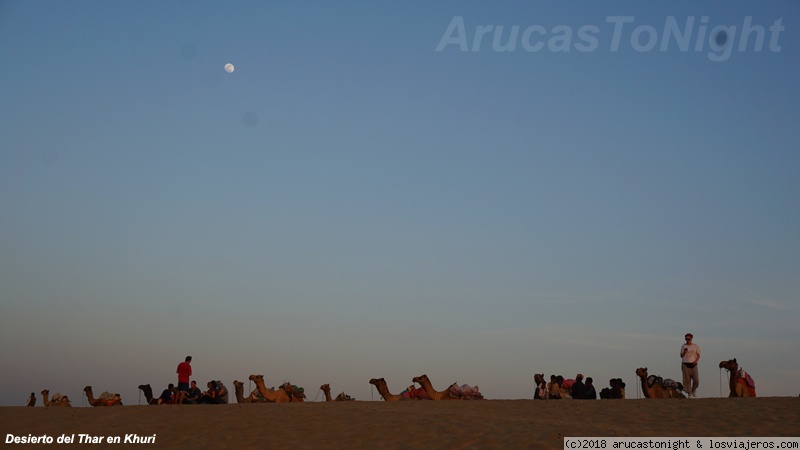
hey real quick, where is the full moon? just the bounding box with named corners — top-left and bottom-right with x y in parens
top-left (224, 63), bottom-right (235, 73)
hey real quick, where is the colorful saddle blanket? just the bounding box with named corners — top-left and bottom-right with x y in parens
top-left (98, 391), bottom-right (120, 405)
top-left (738, 370), bottom-right (756, 397)
top-left (282, 383), bottom-right (306, 400)
top-left (400, 387), bottom-right (430, 400)
top-left (449, 383), bottom-right (484, 400)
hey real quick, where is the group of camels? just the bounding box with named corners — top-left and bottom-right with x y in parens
top-left (31, 387), bottom-right (122, 408)
top-left (29, 359), bottom-right (754, 407)
top-left (369, 374), bottom-right (483, 401)
top-left (634, 359), bottom-right (755, 399)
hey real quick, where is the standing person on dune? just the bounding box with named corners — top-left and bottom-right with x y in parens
top-left (680, 333), bottom-right (700, 398)
top-left (176, 356), bottom-right (192, 405)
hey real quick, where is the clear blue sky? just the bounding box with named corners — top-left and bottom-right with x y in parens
top-left (1, 1), bottom-right (798, 405)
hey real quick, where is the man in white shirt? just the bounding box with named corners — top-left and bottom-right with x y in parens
top-left (680, 333), bottom-right (701, 398)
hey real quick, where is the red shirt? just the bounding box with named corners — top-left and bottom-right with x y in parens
top-left (177, 361), bottom-right (192, 383)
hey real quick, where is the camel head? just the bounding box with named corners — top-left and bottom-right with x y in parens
top-left (41, 389), bottom-right (49, 396)
top-left (719, 358), bottom-right (739, 371)
top-left (84, 386), bottom-right (92, 394)
top-left (369, 378), bottom-right (386, 389)
top-left (320, 384), bottom-right (330, 393)
top-left (635, 368), bottom-right (648, 379)
top-left (233, 380), bottom-right (244, 389)
top-left (137, 384), bottom-right (151, 392)
top-left (248, 374), bottom-right (262, 383)
top-left (412, 374), bottom-right (428, 384)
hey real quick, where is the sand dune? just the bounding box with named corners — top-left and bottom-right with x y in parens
top-left (2, 397), bottom-right (798, 449)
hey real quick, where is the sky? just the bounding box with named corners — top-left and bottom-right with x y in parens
top-left (1, 0), bottom-right (799, 406)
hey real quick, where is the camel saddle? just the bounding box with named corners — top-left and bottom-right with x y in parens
top-left (449, 383), bottom-right (484, 400)
top-left (98, 392), bottom-right (121, 406)
top-left (646, 375), bottom-right (683, 392)
top-left (400, 386), bottom-right (430, 400)
top-left (283, 383), bottom-right (306, 400)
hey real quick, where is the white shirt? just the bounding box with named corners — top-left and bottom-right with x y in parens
top-left (681, 343), bottom-right (700, 364)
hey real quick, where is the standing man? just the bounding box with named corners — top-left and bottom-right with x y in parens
top-left (176, 356), bottom-right (192, 405)
top-left (680, 333), bottom-right (700, 398)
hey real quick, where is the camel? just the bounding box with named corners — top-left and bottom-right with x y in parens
top-left (320, 384), bottom-right (355, 402)
top-left (233, 380), bottom-right (264, 403)
top-left (83, 386), bottom-right (123, 406)
top-left (635, 368), bottom-right (685, 399)
top-left (719, 359), bottom-right (756, 397)
top-left (335, 391), bottom-right (356, 401)
top-left (41, 390), bottom-right (71, 407)
top-left (321, 384), bottom-right (335, 402)
top-left (137, 384), bottom-right (160, 405)
top-left (248, 374), bottom-right (290, 403)
top-left (412, 374), bottom-right (452, 400)
top-left (369, 378), bottom-right (405, 401)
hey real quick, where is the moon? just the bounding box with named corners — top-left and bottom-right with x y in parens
top-left (224, 63), bottom-right (235, 73)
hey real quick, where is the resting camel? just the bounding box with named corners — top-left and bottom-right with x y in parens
top-left (83, 386), bottom-right (123, 406)
top-left (233, 380), bottom-right (264, 403)
top-left (320, 384), bottom-right (335, 402)
top-left (248, 374), bottom-right (290, 403)
top-left (320, 384), bottom-right (355, 402)
top-left (635, 368), bottom-right (685, 399)
top-left (369, 378), bottom-right (405, 401)
top-left (412, 374), bottom-right (452, 400)
top-left (137, 384), bottom-right (160, 405)
top-left (41, 390), bottom-right (71, 407)
top-left (719, 359), bottom-right (755, 397)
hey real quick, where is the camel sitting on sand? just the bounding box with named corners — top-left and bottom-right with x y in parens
top-left (635, 368), bottom-right (685, 399)
top-left (369, 378), bottom-right (405, 401)
top-left (412, 374), bottom-right (452, 400)
top-left (137, 384), bottom-right (160, 405)
top-left (320, 384), bottom-right (355, 402)
top-left (719, 359), bottom-right (756, 397)
top-left (83, 386), bottom-right (123, 406)
top-left (41, 390), bottom-right (71, 407)
top-left (248, 374), bottom-right (290, 403)
top-left (233, 380), bottom-right (265, 403)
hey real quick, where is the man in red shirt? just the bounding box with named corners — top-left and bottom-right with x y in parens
top-left (176, 356), bottom-right (192, 405)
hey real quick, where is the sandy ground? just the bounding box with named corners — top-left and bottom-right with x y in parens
top-left (2, 397), bottom-right (799, 449)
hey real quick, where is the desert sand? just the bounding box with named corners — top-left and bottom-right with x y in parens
top-left (2, 397), bottom-right (799, 449)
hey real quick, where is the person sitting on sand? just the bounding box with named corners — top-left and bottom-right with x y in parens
top-left (184, 380), bottom-right (202, 404)
top-left (548, 375), bottom-right (562, 399)
top-left (584, 377), bottom-right (597, 399)
top-left (158, 384), bottom-right (176, 405)
top-left (571, 374), bottom-right (586, 399)
top-left (215, 381), bottom-right (229, 404)
top-left (198, 381), bottom-right (219, 404)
